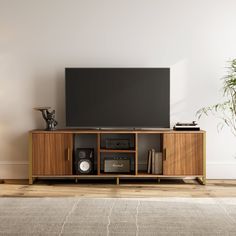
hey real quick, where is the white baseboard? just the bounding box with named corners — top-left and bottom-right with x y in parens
top-left (1, 161), bottom-right (236, 180)
top-left (207, 162), bottom-right (236, 179)
top-left (0, 161), bottom-right (28, 179)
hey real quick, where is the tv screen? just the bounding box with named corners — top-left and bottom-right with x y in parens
top-left (65, 68), bottom-right (170, 128)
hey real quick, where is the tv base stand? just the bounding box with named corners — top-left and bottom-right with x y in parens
top-left (29, 129), bottom-right (206, 185)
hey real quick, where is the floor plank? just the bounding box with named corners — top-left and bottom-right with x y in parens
top-left (1, 179), bottom-right (236, 198)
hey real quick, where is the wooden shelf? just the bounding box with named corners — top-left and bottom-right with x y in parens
top-left (33, 174), bottom-right (204, 178)
top-left (100, 149), bottom-right (135, 153)
top-left (30, 129), bottom-right (206, 134)
top-left (99, 173), bottom-right (135, 177)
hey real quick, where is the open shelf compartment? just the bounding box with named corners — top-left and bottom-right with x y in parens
top-left (137, 133), bottom-right (163, 175)
top-left (100, 133), bottom-right (135, 150)
top-left (74, 133), bottom-right (98, 175)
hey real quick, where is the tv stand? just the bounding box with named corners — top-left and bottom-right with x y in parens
top-left (29, 129), bottom-right (206, 185)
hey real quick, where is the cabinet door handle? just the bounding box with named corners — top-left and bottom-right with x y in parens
top-left (67, 148), bottom-right (70, 161)
top-left (163, 148), bottom-right (167, 161)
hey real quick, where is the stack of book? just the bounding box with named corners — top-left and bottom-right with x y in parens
top-left (147, 149), bottom-right (163, 174)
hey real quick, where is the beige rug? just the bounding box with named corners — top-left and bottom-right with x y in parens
top-left (0, 198), bottom-right (236, 235)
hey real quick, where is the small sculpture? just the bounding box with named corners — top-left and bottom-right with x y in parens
top-left (34, 107), bottom-right (58, 131)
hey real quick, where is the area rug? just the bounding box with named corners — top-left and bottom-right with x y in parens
top-left (0, 198), bottom-right (236, 235)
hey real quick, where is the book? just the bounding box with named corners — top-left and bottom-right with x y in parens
top-left (153, 152), bottom-right (163, 174)
top-left (151, 149), bottom-right (155, 174)
top-left (147, 150), bottom-right (152, 174)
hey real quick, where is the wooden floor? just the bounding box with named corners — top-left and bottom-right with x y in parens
top-left (0, 179), bottom-right (236, 198)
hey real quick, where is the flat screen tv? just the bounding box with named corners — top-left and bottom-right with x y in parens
top-left (65, 68), bottom-right (170, 128)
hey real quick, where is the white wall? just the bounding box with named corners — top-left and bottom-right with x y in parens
top-left (0, 0), bottom-right (236, 179)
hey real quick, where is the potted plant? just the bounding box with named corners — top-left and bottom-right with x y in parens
top-left (196, 59), bottom-right (236, 136)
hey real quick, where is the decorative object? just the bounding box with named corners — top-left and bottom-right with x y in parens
top-left (173, 121), bottom-right (200, 131)
top-left (34, 107), bottom-right (58, 131)
top-left (197, 59), bottom-right (236, 136)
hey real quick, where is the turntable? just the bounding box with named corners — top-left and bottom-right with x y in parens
top-left (174, 121), bottom-right (200, 131)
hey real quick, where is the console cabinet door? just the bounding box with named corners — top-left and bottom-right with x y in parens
top-left (32, 133), bottom-right (73, 175)
top-left (163, 133), bottom-right (203, 175)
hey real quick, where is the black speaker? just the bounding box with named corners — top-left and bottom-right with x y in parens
top-left (74, 148), bottom-right (94, 174)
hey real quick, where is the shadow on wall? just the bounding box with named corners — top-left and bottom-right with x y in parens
top-left (32, 60), bottom-right (193, 130)
top-left (170, 59), bottom-right (193, 124)
top-left (0, 123), bottom-right (29, 164)
top-left (0, 66), bottom-right (67, 178)
top-left (0, 129), bottom-right (29, 179)
top-left (32, 67), bottom-right (66, 130)
top-left (56, 69), bottom-right (66, 128)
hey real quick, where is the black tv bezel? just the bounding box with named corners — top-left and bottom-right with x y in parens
top-left (65, 67), bottom-right (170, 129)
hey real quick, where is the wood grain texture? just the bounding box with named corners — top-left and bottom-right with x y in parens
top-left (30, 129), bottom-right (206, 134)
top-left (100, 149), bottom-right (136, 153)
top-left (32, 133), bottom-right (73, 175)
top-left (28, 133), bottom-right (33, 184)
top-left (32, 174), bottom-right (203, 178)
top-left (163, 133), bottom-right (203, 175)
top-left (30, 130), bottom-right (205, 182)
top-left (1, 180), bottom-right (236, 198)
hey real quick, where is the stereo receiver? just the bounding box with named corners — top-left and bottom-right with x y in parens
top-left (104, 157), bottom-right (130, 173)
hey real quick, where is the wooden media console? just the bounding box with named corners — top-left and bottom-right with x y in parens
top-left (29, 129), bottom-right (206, 185)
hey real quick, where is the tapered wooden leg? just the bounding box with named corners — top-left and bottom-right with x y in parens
top-left (196, 177), bottom-right (206, 185)
top-left (29, 177), bottom-right (36, 185)
top-left (116, 177), bottom-right (120, 185)
top-left (29, 133), bottom-right (33, 185)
